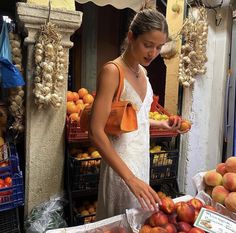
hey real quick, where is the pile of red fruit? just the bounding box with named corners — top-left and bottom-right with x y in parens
top-left (139, 196), bottom-right (216, 233)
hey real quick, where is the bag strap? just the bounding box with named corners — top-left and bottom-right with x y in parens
top-left (105, 61), bottom-right (124, 102)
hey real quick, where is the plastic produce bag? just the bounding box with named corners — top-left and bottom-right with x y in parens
top-left (0, 57), bottom-right (25, 88)
top-left (24, 195), bottom-right (68, 233)
top-left (0, 21), bottom-right (12, 61)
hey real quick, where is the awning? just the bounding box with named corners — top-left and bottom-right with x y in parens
top-left (75, 0), bottom-right (155, 12)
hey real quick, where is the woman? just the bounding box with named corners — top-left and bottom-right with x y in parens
top-left (89, 1), bottom-right (182, 220)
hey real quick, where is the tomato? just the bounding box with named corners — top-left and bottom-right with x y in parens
top-left (4, 177), bottom-right (12, 186)
top-left (0, 179), bottom-right (4, 185)
top-left (0, 162), bottom-right (8, 167)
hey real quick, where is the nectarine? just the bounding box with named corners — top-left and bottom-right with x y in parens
top-left (188, 227), bottom-right (205, 233)
top-left (176, 202), bottom-right (195, 224)
top-left (160, 197), bottom-right (175, 214)
top-left (187, 198), bottom-right (204, 210)
top-left (149, 211), bottom-right (169, 227)
top-left (139, 225), bottom-right (152, 233)
top-left (150, 227), bottom-right (167, 233)
top-left (177, 221), bottom-right (192, 232)
top-left (163, 223), bottom-right (177, 233)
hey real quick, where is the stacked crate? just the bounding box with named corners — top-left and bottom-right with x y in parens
top-left (0, 143), bottom-right (24, 233)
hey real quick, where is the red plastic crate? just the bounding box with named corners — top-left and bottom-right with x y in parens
top-left (66, 120), bottom-right (88, 142)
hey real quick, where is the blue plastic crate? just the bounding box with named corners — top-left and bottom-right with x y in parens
top-left (0, 172), bottom-right (24, 212)
top-left (0, 144), bottom-right (20, 175)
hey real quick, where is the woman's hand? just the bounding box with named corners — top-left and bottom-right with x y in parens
top-left (125, 175), bottom-right (162, 211)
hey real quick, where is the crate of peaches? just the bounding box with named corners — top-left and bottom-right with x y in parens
top-left (193, 156), bottom-right (236, 220)
top-left (69, 146), bottom-right (101, 193)
top-left (73, 199), bottom-right (97, 225)
top-left (66, 88), bottom-right (94, 141)
top-left (149, 96), bottom-right (191, 137)
top-left (128, 193), bottom-right (216, 233)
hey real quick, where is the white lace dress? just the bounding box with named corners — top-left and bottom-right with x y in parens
top-left (96, 75), bottom-right (153, 220)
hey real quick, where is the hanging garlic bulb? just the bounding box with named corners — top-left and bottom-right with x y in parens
top-left (33, 22), bottom-right (65, 109)
top-left (8, 32), bottom-right (25, 134)
top-left (178, 7), bottom-right (208, 87)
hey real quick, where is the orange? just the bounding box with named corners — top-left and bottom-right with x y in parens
top-left (83, 94), bottom-right (94, 104)
top-left (69, 113), bottom-right (80, 123)
top-left (67, 91), bottom-right (74, 102)
top-left (78, 88), bottom-right (88, 99)
top-left (67, 101), bottom-right (77, 115)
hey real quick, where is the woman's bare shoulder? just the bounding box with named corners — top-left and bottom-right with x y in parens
top-left (98, 62), bottom-right (120, 85)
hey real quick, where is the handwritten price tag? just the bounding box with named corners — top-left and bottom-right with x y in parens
top-left (194, 208), bottom-right (236, 233)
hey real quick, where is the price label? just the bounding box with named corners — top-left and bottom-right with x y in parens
top-left (194, 208), bottom-right (236, 233)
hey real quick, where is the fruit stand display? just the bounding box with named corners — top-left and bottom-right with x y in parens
top-left (65, 89), bottom-right (191, 226)
top-left (46, 195), bottom-right (230, 233)
top-left (193, 156), bottom-right (236, 221)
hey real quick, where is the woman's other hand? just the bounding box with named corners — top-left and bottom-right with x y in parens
top-left (125, 175), bottom-right (162, 211)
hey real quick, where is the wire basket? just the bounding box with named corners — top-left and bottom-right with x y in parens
top-left (69, 156), bottom-right (101, 193)
top-left (73, 213), bottom-right (96, 226)
top-left (0, 207), bottom-right (20, 233)
top-left (150, 150), bottom-right (179, 185)
top-left (66, 120), bottom-right (88, 142)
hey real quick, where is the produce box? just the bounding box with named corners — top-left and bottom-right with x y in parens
top-left (193, 172), bottom-right (236, 221)
top-left (46, 213), bottom-right (132, 233)
top-left (46, 195), bottom-right (194, 233)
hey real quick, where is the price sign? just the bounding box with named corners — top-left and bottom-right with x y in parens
top-left (194, 208), bottom-right (236, 233)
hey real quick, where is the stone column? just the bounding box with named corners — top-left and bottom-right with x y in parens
top-left (16, 2), bottom-right (83, 214)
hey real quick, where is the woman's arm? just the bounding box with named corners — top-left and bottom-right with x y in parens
top-left (89, 63), bottom-right (161, 211)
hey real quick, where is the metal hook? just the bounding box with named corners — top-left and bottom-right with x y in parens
top-left (47, 0), bottom-right (52, 23)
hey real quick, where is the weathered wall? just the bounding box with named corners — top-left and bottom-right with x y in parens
top-left (27, 0), bottom-right (75, 10)
top-left (178, 6), bottom-right (232, 195)
top-left (165, 0), bottom-right (185, 114)
top-left (17, 2), bottom-right (82, 214)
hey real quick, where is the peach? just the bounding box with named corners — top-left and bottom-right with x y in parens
top-left (157, 191), bottom-right (167, 199)
top-left (179, 120), bottom-right (191, 131)
top-left (139, 225), bottom-right (152, 233)
top-left (211, 185), bottom-right (230, 205)
top-left (222, 172), bottom-right (236, 191)
top-left (225, 156), bottom-right (236, 173)
top-left (216, 163), bottom-right (227, 176)
top-left (149, 211), bottom-right (169, 227)
top-left (160, 197), bottom-right (175, 214)
top-left (150, 227), bottom-right (167, 233)
top-left (224, 192), bottom-right (236, 212)
top-left (203, 170), bottom-right (222, 186)
top-left (167, 212), bottom-right (178, 226)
